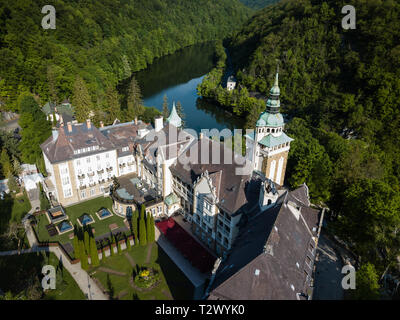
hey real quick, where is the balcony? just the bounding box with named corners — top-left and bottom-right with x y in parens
top-left (79, 185), bottom-right (87, 190)
top-left (88, 181), bottom-right (96, 187)
top-left (106, 167), bottom-right (113, 172)
top-left (97, 169), bottom-right (104, 174)
top-left (88, 171), bottom-right (95, 177)
top-left (119, 163), bottom-right (126, 168)
top-left (78, 174), bottom-right (85, 179)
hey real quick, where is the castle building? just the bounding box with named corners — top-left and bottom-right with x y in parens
top-left (246, 72), bottom-right (293, 186)
top-left (40, 79), bottom-right (294, 259)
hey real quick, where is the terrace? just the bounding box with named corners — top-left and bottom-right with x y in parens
top-left (46, 205), bottom-right (68, 224)
top-left (111, 173), bottom-right (162, 217)
top-left (35, 197), bottom-right (130, 258)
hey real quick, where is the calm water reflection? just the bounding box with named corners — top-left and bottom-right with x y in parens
top-left (134, 42), bottom-right (243, 132)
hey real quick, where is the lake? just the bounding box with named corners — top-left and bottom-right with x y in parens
top-left (134, 42), bottom-right (243, 133)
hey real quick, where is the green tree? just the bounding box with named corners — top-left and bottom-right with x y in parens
top-left (7, 173), bottom-right (18, 193)
top-left (84, 231), bottom-right (90, 254)
top-left (162, 94), bottom-right (169, 119)
top-left (139, 216), bottom-right (147, 246)
top-left (73, 236), bottom-right (80, 260)
top-left (125, 77), bottom-right (144, 121)
top-left (0, 148), bottom-right (12, 177)
top-left (105, 85), bottom-right (121, 125)
top-left (176, 101), bottom-right (185, 128)
top-left (90, 237), bottom-right (100, 266)
top-left (349, 263), bottom-right (380, 300)
top-left (71, 76), bottom-right (93, 122)
top-left (17, 94), bottom-right (51, 164)
top-left (334, 179), bottom-right (400, 262)
top-left (121, 55), bottom-right (132, 80)
top-left (80, 240), bottom-right (88, 270)
top-left (126, 236), bottom-right (131, 250)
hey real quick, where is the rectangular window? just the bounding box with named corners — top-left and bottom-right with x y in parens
top-left (63, 188), bottom-right (72, 198)
top-left (90, 189), bottom-right (95, 196)
top-left (87, 157), bottom-right (90, 163)
top-left (62, 176), bottom-right (69, 185)
top-left (106, 153), bottom-right (109, 158)
top-left (81, 190), bottom-right (86, 199)
top-left (96, 155), bottom-right (100, 161)
top-left (122, 146), bottom-right (129, 152)
top-left (77, 160), bottom-right (80, 166)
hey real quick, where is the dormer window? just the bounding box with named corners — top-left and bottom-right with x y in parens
top-left (122, 146), bottom-right (129, 152)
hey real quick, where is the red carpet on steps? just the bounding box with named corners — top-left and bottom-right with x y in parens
top-left (156, 217), bottom-right (215, 274)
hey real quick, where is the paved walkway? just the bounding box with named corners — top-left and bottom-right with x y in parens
top-left (98, 267), bottom-right (126, 277)
top-left (24, 220), bottom-right (108, 300)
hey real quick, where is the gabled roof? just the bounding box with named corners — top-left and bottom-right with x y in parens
top-left (170, 136), bottom-right (257, 215)
top-left (41, 122), bottom-right (115, 164)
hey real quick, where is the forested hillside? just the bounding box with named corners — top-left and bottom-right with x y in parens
top-left (200, 0), bottom-right (400, 292)
top-left (239, 0), bottom-right (280, 10)
top-left (0, 0), bottom-right (251, 110)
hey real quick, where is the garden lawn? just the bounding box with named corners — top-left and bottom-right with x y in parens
top-left (90, 243), bottom-right (194, 300)
top-left (35, 196), bottom-right (128, 257)
top-left (11, 192), bottom-right (31, 222)
top-left (0, 252), bottom-right (85, 300)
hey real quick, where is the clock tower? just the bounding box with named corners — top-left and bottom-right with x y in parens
top-left (249, 71), bottom-right (293, 186)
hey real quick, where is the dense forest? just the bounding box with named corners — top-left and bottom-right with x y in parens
top-left (239, 0), bottom-right (280, 10)
top-left (0, 0), bottom-right (251, 110)
top-left (199, 0), bottom-right (400, 298)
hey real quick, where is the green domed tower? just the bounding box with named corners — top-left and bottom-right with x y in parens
top-left (247, 71), bottom-right (293, 185)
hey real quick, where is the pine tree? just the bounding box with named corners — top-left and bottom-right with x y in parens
top-left (146, 212), bottom-right (152, 243)
top-left (90, 237), bottom-right (100, 266)
top-left (132, 210), bottom-right (139, 237)
top-left (11, 156), bottom-right (21, 176)
top-left (73, 236), bottom-right (80, 260)
top-left (176, 101), bottom-right (185, 128)
top-left (84, 231), bottom-right (90, 254)
top-left (102, 246), bottom-right (106, 260)
top-left (110, 243), bottom-right (115, 256)
top-left (125, 77), bottom-right (144, 121)
top-left (139, 216), bottom-right (147, 246)
top-left (162, 94), bottom-right (169, 119)
top-left (52, 112), bottom-right (57, 127)
top-left (134, 234), bottom-right (139, 247)
top-left (150, 215), bottom-right (155, 242)
top-left (71, 76), bottom-right (93, 122)
top-left (117, 241), bottom-right (122, 254)
top-left (121, 55), bottom-right (132, 80)
top-left (105, 85), bottom-right (121, 125)
top-left (80, 240), bottom-right (88, 270)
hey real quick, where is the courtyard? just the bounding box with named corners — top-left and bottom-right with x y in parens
top-left (34, 196), bottom-right (130, 258)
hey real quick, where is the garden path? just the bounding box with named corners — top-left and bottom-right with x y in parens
top-left (23, 219), bottom-right (108, 300)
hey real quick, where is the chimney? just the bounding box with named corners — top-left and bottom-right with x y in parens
top-left (86, 119), bottom-right (91, 129)
top-left (199, 132), bottom-right (204, 140)
top-left (67, 122), bottom-right (72, 133)
top-left (134, 117), bottom-right (138, 125)
top-left (100, 121), bottom-right (104, 128)
top-left (154, 116), bottom-right (163, 132)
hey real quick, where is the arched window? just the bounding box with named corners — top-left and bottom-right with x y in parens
top-left (267, 128), bottom-right (270, 133)
top-left (267, 199), bottom-right (272, 205)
